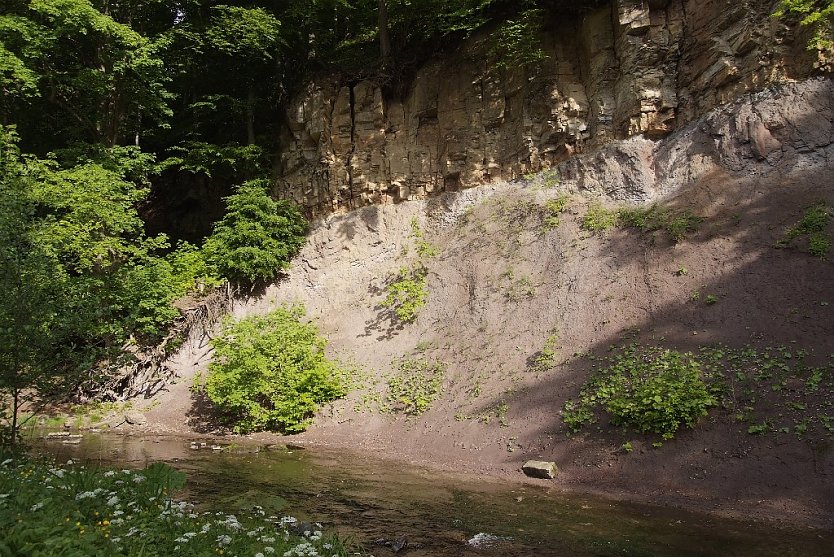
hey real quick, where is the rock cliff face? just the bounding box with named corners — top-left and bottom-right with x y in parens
top-left (277, 0), bottom-right (820, 216)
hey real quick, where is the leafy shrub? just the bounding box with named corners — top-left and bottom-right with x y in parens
top-left (386, 358), bottom-right (445, 415)
top-left (204, 305), bottom-right (346, 433)
top-left (562, 344), bottom-right (717, 439)
top-left (0, 456), bottom-right (355, 556)
top-left (115, 242), bottom-right (223, 340)
top-left (203, 181), bottom-right (308, 283)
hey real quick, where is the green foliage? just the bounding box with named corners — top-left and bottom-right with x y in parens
top-left (0, 0), bottom-right (173, 147)
top-left (382, 219), bottom-right (436, 323)
top-left (386, 357), bottom-right (445, 415)
top-left (778, 202), bottom-right (833, 257)
top-left (489, 8), bottom-right (548, 69)
top-left (582, 202), bottom-right (703, 242)
top-left (159, 142), bottom-right (266, 179)
top-left (618, 205), bottom-right (703, 243)
top-left (774, 0), bottom-right (834, 51)
top-left (383, 266), bottom-right (429, 323)
top-left (698, 344), bottom-right (834, 440)
top-left (203, 181), bottom-right (308, 284)
top-left (541, 195), bottom-right (570, 231)
top-left (204, 305), bottom-right (346, 434)
top-left (0, 456), bottom-right (356, 556)
top-left (532, 333), bottom-right (560, 372)
top-left (582, 202), bottom-right (619, 232)
top-left (563, 345), bottom-right (716, 439)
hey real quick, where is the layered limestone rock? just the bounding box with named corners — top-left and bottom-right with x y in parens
top-left (277, 0), bottom-right (820, 216)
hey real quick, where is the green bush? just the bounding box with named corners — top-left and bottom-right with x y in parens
top-left (203, 181), bottom-right (308, 284)
top-left (0, 456), bottom-right (355, 556)
top-left (204, 305), bottom-right (346, 433)
top-left (562, 344), bottom-right (717, 439)
top-left (386, 358), bottom-right (445, 415)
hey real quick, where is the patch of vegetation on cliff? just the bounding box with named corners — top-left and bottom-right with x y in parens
top-left (562, 344), bottom-right (717, 440)
top-left (382, 219), bottom-right (436, 324)
top-left (776, 201), bottom-right (833, 257)
top-left (563, 342), bottom-right (834, 443)
top-left (385, 357), bottom-right (446, 415)
top-left (582, 202), bottom-right (703, 243)
top-left (201, 305), bottom-right (346, 434)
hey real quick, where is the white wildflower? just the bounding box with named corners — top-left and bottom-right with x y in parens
top-left (104, 471), bottom-right (116, 477)
top-left (216, 534), bottom-right (232, 546)
top-left (107, 496), bottom-right (120, 506)
top-left (1, 459), bottom-right (12, 466)
top-left (30, 502), bottom-right (44, 512)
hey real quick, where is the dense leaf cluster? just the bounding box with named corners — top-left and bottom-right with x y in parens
top-left (203, 305), bottom-right (346, 433)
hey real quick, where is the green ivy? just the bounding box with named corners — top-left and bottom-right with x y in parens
top-left (204, 305), bottom-right (346, 433)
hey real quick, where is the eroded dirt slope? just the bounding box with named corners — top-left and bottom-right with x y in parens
top-left (144, 79), bottom-right (834, 527)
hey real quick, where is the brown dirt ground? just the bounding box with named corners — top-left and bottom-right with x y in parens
top-left (130, 158), bottom-right (834, 531)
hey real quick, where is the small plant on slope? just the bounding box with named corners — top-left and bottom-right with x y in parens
top-left (386, 357), bottom-right (445, 415)
top-left (582, 202), bottom-right (619, 232)
top-left (618, 205), bottom-right (703, 243)
top-left (382, 218), bottom-right (436, 323)
top-left (777, 202), bottom-right (833, 257)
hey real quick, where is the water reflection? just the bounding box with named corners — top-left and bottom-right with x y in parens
top-left (33, 433), bottom-right (833, 557)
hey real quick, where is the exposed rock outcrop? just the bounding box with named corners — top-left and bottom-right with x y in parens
top-left (277, 0), bottom-right (822, 216)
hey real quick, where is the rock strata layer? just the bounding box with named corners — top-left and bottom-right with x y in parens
top-left (277, 0), bottom-right (822, 216)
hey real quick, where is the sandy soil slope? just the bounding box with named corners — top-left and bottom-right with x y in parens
top-left (139, 79), bottom-right (834, 528)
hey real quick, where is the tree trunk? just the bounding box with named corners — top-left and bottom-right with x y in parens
top-left (246, 86), bottom-right (256, 146)
top-left (378, 0), bottom-right (392, 68)
top-left (10, 389), bottom-right (18, 449)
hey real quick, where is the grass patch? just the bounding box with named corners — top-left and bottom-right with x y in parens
top-left (386, 357), bottom-right (445, 415)
top-left (541, 195), bottom-right (570, 231)
top-left (777, 202), bottom-right (833, 257)
top-left (618, 205), bottom-right (703, 242)
top-left (581, 202), bottom-right (703, 242)
top-left (564, 342), bottom-right (834, 443)
top-left (582, 203), bottom-right (619, 232)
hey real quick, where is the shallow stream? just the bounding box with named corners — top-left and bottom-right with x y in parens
top-left (33, 433), bottom-right (832, 556)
